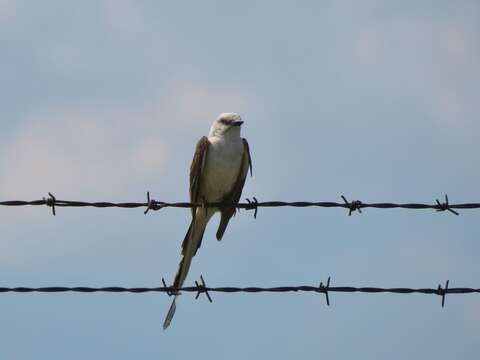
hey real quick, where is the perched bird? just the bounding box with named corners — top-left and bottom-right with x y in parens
top-left (163, 113), bottom-right (252, 329)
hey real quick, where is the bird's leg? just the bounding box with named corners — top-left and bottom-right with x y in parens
top-left (201, 195), bottom-right (208, 216)
top-left (218, 196), bottom-right (234, 215)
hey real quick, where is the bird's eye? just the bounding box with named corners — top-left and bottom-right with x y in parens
top-left (220, 119), bottom-right (228, 125)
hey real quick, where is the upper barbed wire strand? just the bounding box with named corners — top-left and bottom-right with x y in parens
top-left (0, 193), bottom-right (477, 216)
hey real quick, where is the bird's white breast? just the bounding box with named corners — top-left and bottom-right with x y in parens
top-left (201, 136), bottom-right (244, 202)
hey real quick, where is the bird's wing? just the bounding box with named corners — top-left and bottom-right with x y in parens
top-left (216, 138), bottom-right (252, 240)
top-left (189, 136), bottom-right (210, 217)
top-left (244, 137), bottom-right (253, 177)
top-left (182, 136), bottom-right (210, 253)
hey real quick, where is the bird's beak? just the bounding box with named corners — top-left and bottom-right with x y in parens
top-left (232, 120), bottom-right (244, 127)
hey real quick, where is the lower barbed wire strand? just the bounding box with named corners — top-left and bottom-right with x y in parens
top-left (0, 285), bottom-right (478, 294)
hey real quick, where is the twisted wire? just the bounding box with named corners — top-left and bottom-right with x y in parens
top-left (0, 193), bottom-right (477, 216)
top-left (0, 278), bottom-right (476, 308)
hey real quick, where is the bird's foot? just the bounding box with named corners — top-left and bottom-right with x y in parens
top-left (201, 196), bottom-right (208, 216)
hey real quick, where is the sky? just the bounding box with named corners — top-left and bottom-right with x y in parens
top-left (0, 1), bottom-right (479, 358)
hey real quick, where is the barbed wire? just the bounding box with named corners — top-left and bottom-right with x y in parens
top-left (0, 277), bottom-right (478, 308)
top-left (3, 195), bottom-right (477, 310)
top-left (0, 192), bottom-right (478, 217)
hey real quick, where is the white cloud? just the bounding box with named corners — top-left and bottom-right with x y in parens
top-left (0, 0), bottom-right (16, 23)
top-left (0, 108), bottom-right (168, 198)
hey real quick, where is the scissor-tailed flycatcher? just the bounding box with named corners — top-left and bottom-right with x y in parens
top-left (163, 113), bottom-right (252, 329)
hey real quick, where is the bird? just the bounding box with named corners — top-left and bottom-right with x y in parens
top-left (163, 113), bottom-right (252, 329)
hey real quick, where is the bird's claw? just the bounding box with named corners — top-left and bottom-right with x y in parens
top-left (201, 196), bottom-right (208, 216)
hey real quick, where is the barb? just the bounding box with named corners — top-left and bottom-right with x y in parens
top-left (245, 197), bottom-right (259, 219)
top-left (161, 278), bottom-right (173, 297)
top-left (318, 276), bottom-right (331, 306)
top-left (194, 275), bottom-right (212, 303)
top-left (1, 194), bottom-right (478, 215)
top-left (436, 194), bottom-right (459, 216)
top-left (438, 280), bottom-right (450, 307)
top-left (341, 195), bottom-right (362, 216)
top-left (0, 279), bottom-right (478, 308)
top-left (144, 191), bottom-right (161, 215)
top-left (43, 192), bottom-right (56, 216)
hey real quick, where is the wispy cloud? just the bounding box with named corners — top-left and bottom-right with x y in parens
top-left (0, 77), bottom-right (255, 199)
top-left (338, 8), bottom-right (480, 131)
top-left (0, 108), bottom-right (167, 198)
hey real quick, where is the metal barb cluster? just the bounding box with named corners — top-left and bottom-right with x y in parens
top-left (341, 195), bottom-right (362, 216)
top-left (1, 193), bottom-right (478, 217)
top-left (43, 192), bottom-right (56, 216)
top-left (144, 191), bottom-right (162, 214)
top-left (194, 275), bottom-right (212, 303)
top-left (245, 197), bottom-right (259, 218)
top-left (318, 276), bottom-right (331, 306)
top-left (160, 275), bottom-right (212, 302)
top-left (436, 195), bottom-right (459, 216)
top-left (438, 280), bottom-right (450, 307)
top-left (161, 278), bottom-right (173, 296)
top-left (1, 277), bottom-right (478, 309)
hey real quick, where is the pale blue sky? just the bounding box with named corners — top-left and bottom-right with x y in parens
top-left (0, 1), bottom-right (479, 359)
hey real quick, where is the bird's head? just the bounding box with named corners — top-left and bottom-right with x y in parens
top-left (209, 113), bottom-right (244, 138)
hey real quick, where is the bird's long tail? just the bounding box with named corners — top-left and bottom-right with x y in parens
top-left (163, 217), bottom-right (207, 330)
